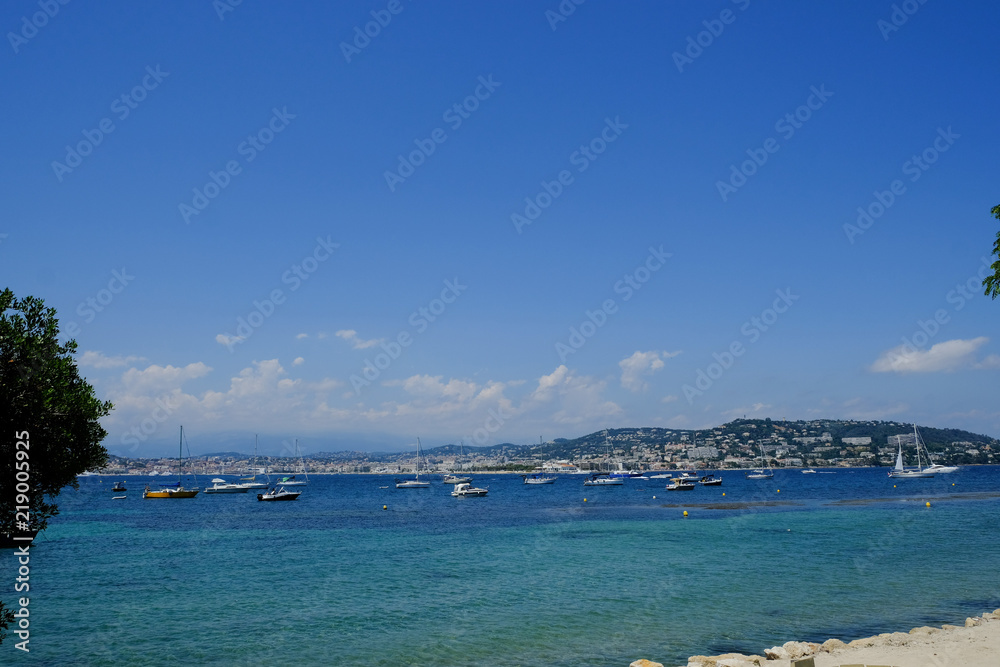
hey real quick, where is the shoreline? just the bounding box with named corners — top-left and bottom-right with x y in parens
top-left (630, 608), bottom-right (1000, 667)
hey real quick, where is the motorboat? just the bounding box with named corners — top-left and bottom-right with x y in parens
top-left (443, 474), bottom-right (472, 484)
top-left (521, 474), bottom-right (556, 485)
top-left (583, 474), bottom-right (623, 486)
top-left (203, 478), bottom-right (250, 494)
top-left (666, 478), bottom-right (696, 490)
top-left (924, 464), bottom-right (959, 474)
top-left (697, 474), bottom-right (722, 486)
top-left (451, 482), bottom-right (488, 497)
top-left (111, 481), bottom-right (127, 492)
top-left (801, 468), bottom-right (818, 474)
top-left (257, 486), bottom-right (301, 501)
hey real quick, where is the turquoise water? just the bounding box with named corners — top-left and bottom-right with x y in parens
top-left (4, 467), bottom-right (1000, 666)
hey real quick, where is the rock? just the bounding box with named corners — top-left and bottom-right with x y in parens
top-left (966, 617), bottom-right (983, 627)
top-left (629, 660), bottom-right (663, 667)
top-left (781, 641), bottom-right (818, 658)
top-left (820, 638), bottom-right (847, 652)
top-left (941, 624), bottom-right (959, 631)
top-left (909, 625), bottom-right (939, 635)
top-left (686, 656), bottom-right (715, 667)
top-left (716, 659), bottom-right (759, 667)
top-left (763, 646), bottom-right (789, 660)
top-left (847, 636), bottom-right (876, 648)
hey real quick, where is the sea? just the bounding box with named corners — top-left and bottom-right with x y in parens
top-left (4, 466), bottom-right (1000, 666)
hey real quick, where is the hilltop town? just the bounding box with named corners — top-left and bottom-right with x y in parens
top-left (95, 418), bottom-right (998, 476)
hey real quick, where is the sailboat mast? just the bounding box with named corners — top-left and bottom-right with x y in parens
top-left (178, 425), bottom-right (182, 480)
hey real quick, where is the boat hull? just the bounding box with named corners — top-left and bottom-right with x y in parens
top-left (257, 492), bottom-right (300, 501)
top-left (143, 489), bottom-right (199, 498)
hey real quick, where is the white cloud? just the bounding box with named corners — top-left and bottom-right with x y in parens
top-left (526, 366), bottom-right (621, 424)
top-left (293, 356), bottom-right (305, 366)
top-left (295, 333), bottom-right (309, 340)
top-left (335, 329), bottom-right (381, 349)
top-left (618, 350), bottom-right (678, 392)
top-left (78, 351), bottom-right (144, 369)
top-left (870, 337), bottom-right (995, 373)
top-left (661, 394), bottom-right (678, 404)
top-left (121, 362), bottom-right (212, 394)
top-left (215, 333), bottom-right (243, 347)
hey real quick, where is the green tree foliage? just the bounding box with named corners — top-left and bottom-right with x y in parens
top-left (985, 204), bottom-right (1000, 300)
top-left (1, 289), bottom-right (113, 535)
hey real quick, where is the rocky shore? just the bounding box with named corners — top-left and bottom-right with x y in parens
top-left (629, 608), bottom-right (1000, 667)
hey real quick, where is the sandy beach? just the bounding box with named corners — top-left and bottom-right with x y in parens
top-left (630, 609), bottom-right (1000, 667)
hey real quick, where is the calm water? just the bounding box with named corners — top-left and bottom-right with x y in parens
top-left (4, 467), bottom-right (1000, 666)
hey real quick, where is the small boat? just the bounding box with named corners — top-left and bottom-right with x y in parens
top-left (583, 474), bottom-right (623, 486)
top-left (257, 486), bottom-right (301, 501)
top-left (666, 478), bottom-right (696, 490)
top-left (143, 426), bottom-right (199, 499)
top-left (396, 437), bottom-right (431, 488)
top-left (888, 426), bottom-right (935, 478)
top-left (698, 474), bottom-right (722, 486)
top-left (801, 468), bottom-right (818, 474)
top-left (112, 481), bottom-right (127, 492)
top-left (112, 496), bottom-right (127, 500)
top-left (746, 444), bottom-right (774, 479)
top-left (924, 464), bottom-right (959, 474)
top-left (239, 435), bottom-right (270, 488)
top-left (443, 474), bottom-right (472, 484)
top-left (277, 439), bottom-right (309, 486)
top-left (451, 482), bottom-right (488, 497)
top-left (203, 478), bottom-right (250, 494)
top-left (646, 472), bottom-right (673, 479)
top-left (521, 474), bottom-right (556, 485)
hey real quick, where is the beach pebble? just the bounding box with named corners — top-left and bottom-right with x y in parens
top-left (629, 660), bottom-right (663, 667)
top-left (820, 638), bottom-right (847, 652)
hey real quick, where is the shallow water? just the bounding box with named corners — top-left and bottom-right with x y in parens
top-left (4, 466), bottom-right (999, 665)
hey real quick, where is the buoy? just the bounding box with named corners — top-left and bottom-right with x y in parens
top-left (683, 511), bottom-right (688, 516)
top-left (952, 483), bottom-right (955, 486)
top-left (722, 492), bottom-right (725, 496)
top-left (893, 485), bottom-right (896, 488)
top-left (583, 498), bottom-right (587, 502)
top-left (652, 496), bottom-right (656, 499)
top-left (382, 505), bottom-right (387, 510)
top-left (776, 489), bottom-right (780, 493)
top-left (926, 502), bottom-right (931, 507)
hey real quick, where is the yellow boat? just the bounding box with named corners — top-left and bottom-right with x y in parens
top-left (143, 426), bottom-right (199, 499)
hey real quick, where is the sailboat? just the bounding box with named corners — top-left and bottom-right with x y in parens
top-left (143, 426), bottom-right (199, 498)
top-left (239, 435), bottom-right (270, 489)
top-left (395, 438), bottom-right (431, 488)
top-left (277, 439), bottom-right (309, 486)
top-left (745, 443), bottom-right (774, 479)
top-left (888, 426), bottom-right (934, 478)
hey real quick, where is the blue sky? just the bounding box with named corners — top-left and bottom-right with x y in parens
top-left (4, 0), bottom-right (998, 457)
